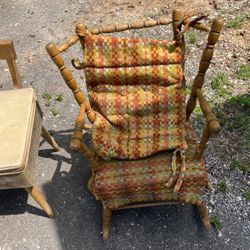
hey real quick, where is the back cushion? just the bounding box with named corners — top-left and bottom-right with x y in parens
top-left (83, 33), bottom-right (187, 159)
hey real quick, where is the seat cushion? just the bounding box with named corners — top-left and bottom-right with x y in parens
top-left (91, 121), bottom-right (208, 209)
top-left (0, 88), bottom-right (36, 174)
top-left (83, 33), bottom-right (187, 160)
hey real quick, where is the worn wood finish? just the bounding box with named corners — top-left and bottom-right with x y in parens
top-left (195, 126), bottom-right (211, 160)
top-left (102, 208), bottom-right (112, 240)
top-left (25, 186), bottom-right (54, 218)
top-left (70, 103), bottom-right (85, 152)
top-left (46, 43), bottom-right (96, 123)
top-left (88, 12), bottom-right (209, 35)
top-left (186, 18), bottom-right (223, 120)
top-left (196, 89), bottom-right (220, 134)
top-left (58, 35), bottom-right (79, 53)
top-left (197, 201), bottom-right (211, 230)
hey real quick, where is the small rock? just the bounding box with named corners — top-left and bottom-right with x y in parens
top-left (218, 231), bottom-right (222, 238)
top-left (236, 196), bottom-right (242, 202)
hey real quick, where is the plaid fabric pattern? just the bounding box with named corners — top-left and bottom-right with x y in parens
top-left (89, 121), bottom-right (208, 209)
top-left (83, 33), bottom-right (187, 159)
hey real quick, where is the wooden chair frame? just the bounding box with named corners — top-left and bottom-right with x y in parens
top-left (46, 9), bottom-right (223, 239)
top-left (0, 40), bottom-right (60, 217)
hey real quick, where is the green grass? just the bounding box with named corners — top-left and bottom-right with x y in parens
top-left (231, 159), bottom-right (241, 171)
top-left (219, 181), bottom-right (227, 193)
top-left (236, 64), bottom-right (250, 80)
top-left (42, 92), bottom-right (52, 101)
top-left (55, 93), bottom-right (64, 102)
top-left (210, 215), bottom-right (222, 231)
top-left (184, 87), bottom-right (191, 96)
top-left (219, 150), bottom-right (229, 161)
top-left (193, 105), bottom-right (202, 115)
top-left (228, 113), bottom-right (249, 130)
top-left (229, 95), bottom-right (250, 108)
top-left (211, 73), bottom-right (230, 97)
top-left (227, 14), bottom-right (249, 29)
top-left (187, 31), bottom-right (196, 44)
top-left (213, 107), bottom-right (227, 127)
top-left (243, 189), bottom-right (250, 201)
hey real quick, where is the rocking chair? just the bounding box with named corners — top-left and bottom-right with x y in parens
top-left (46, 9), bottom-right (223, 239)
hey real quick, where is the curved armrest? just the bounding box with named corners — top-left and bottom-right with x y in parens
top-left (70, 103), bottom-right (85, 152)
top-left (196, 88), bottom-right (221, 134)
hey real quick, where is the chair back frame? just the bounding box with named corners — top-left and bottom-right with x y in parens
top-left (0, 40), bottom-right (22, 89)
top-left (46, 10), bottom-right (222, 164)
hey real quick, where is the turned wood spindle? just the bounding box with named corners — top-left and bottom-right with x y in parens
top-left (172, 9), bottom-right (185, 42)
top-left (58, 35), bottom-right (79, 53)
top-left (195, 126), bottom-right (211, 160)
top-left (186, 18), bottom-right (223, 120)
top-left (45, 43), bottom-right (96, 123)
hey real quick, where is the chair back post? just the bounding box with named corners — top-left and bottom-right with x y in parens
top-left (172, 9), bottom-right (185, 41)
top-left (46, 40), bottom-right (96, 123)
top-left (186, 19), bottom-right (223, 120)
top-left (0, 40), bottom-right (22, 89)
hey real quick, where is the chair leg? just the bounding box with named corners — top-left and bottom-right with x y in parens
top-left (25, 185), bottom-right (54, 218)
top-left (197, 201), bottom-right (211, 230)
top-left (102, 208), bottom-right (112, 240)
top-left (41, 126), bottom-right (60, 151)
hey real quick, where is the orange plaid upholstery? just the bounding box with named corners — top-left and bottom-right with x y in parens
top-left (89, 121), bottom-right (208, 209)
top-left (83, 33), bottom-right (187, 160)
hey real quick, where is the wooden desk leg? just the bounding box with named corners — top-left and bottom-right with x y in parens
top-left (25, 185), bottom-right (54, 218)
top-left (41, 126), bottom-right (60, 151)
top-left (103, 208), bottom-right (112, 240)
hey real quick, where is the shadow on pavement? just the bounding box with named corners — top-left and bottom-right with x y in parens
top-left (39, 129), bottom-right (221, 250)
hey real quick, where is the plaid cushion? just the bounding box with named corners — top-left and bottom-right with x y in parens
top-left (83, 33), bottom-right (187, 159)
top-left (90, 121), bottom-right (208, 209)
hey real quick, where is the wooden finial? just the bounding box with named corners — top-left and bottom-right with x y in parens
top-left (76, 23), bottom-right (87, 37)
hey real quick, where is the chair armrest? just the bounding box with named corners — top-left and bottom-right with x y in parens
top-left (70, 103), bottom-right (85, 152)
top-left (196, 88), bottom-right (221, 134)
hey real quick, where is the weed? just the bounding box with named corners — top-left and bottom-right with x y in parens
top-left (236, 64), bottom-right (250, 80)
top-left (42, 92), bottom-right (51, 101)
top-left (219, 181), bottom-right (227, 193)
top-left (184, 87), bottom-right (191, 96)
top-left (211, 73), bottom-right (230, 97)
top-left (188, 31), bottom-right (196, 44)
top-left (193, 105), bottom-right (202, 115)
top-left (231, 159), bottom-right (240, 171)
top-left (51, 108), bottom-right (59, 116)
top-left (243, 189), bottom-right (250, 201)
top-left (55, 93), bottom-right (64, 102)
top-left (210, 215), bottom-right (222, 231)
top-left (227, 15), bottom-right (246, 29)
top-left (219, 150), bottom-right (229, 161)
top-left (213, 107), bottom-right (226, 126)
top-left (229, 94), bottom-right (250, 109)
